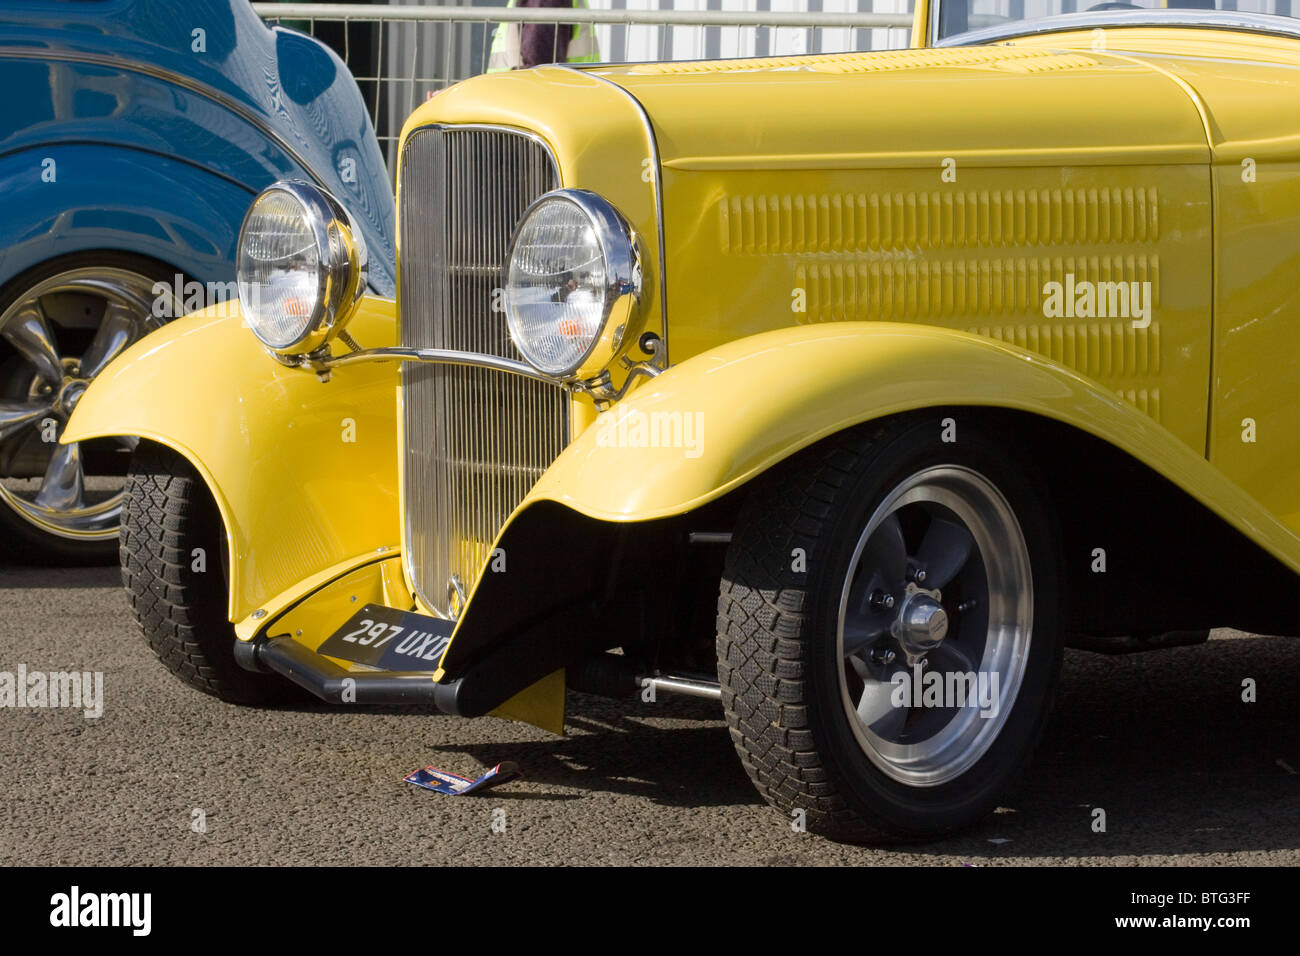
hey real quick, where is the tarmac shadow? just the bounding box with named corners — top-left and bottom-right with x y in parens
top-left (424, 635), bottom-right (1300, 854)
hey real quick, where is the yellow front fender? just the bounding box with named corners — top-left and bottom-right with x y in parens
top-left (62, 297), bottom-right (401, 624)
top-left (529, 322), bottom-right (1298, 557)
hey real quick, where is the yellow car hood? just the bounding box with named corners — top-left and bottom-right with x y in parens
top-left (587, 45), bottom-right (1209, 166)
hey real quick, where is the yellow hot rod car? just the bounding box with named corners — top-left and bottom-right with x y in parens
top-left (65, 0), bottom-right (1300, 842)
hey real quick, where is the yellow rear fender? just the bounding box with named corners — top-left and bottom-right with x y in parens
top-left (443, 321), bottom-right (1300, 671)
top-left (62, 297), bottom-right (401, 624)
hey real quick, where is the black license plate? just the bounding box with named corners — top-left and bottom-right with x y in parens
top-left (317, 605), bottom-right (454, 672)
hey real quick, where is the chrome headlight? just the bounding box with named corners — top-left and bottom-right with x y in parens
top-left (236, 181), bottom-right (367, 354)
top-left (505, 189), bottom-right (642, 380)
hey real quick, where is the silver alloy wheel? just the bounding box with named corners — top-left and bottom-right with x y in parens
top-left (0, 267), bottom-right (175, 540)
top-left (836, 465), bottom-right (1033, 787)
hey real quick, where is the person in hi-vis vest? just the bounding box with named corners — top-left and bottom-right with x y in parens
top-left (486, 0), bottom-right (599, 72)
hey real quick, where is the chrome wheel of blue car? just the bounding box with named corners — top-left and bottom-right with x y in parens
top-left (0, 259), bottom-right (179, 562)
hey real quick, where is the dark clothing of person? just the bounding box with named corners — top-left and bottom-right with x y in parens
top-left (517, 0), bottom-right (576, 67)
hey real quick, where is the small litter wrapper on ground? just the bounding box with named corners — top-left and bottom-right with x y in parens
top-left (404, 761), bottom-right (523, 796)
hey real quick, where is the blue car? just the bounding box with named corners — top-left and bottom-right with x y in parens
top-left (0, 0), bottom-right (395, 561)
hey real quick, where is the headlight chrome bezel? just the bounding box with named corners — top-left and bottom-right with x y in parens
top-left (504, 188), bottom-right (643, 382)
top-left (236, 180), bottom-right (368, 355)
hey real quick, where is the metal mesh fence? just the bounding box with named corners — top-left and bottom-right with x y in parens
top-left (252, 2), bottom-right (913, 172)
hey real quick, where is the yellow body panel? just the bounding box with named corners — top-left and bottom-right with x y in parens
top-left (258, 555), bottom-right (412, 654)
top-left (62, 297), bottom-right (403, 623)
top-left (987, 28), bottom-right (1300, 532)
top-left (662, 160), bottom-right (1210, 449)
top-left (578, 44), bottom-right (1215, 453)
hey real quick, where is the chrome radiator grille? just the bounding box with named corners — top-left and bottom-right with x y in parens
top-left (399, 126), bottom-right (567, 617)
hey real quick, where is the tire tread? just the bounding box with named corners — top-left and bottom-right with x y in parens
top-left (716, 427), bottom-right (894, 843)
top-left (121, 443), bottom-right (290, 705)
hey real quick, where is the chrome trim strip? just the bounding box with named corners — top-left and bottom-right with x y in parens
top-left (561, 67), bottom-right (670, 368)
top-left (321, 346), bottom-right (557, 383)
top-left (397, 122), bottom-right (561, 183)
top-left (688, 532), bottom-right (734, 544)
top-left (936, 9), bottom-right (1300, 47)
top-left (636, 674), bottom-right (723, 701)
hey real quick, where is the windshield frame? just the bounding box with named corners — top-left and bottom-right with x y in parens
top-left (932, 6), bottom-right (1300, 47)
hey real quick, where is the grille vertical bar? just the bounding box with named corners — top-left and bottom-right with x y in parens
top-left (399, 126), bottom-right (566, 617)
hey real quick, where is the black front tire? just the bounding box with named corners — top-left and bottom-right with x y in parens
top-left (716, 415), bottom-right (1063, 843)
top-left (121, 442), bottom-right (299, 705)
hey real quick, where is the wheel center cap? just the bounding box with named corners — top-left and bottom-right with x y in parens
top-left (55, 380), bottom-right (87, 416)
top-left (890, 584), bottom-right (948, 658)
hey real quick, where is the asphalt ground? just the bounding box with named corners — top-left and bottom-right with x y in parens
top-left (0, 561), bottom-right (1296, 866)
